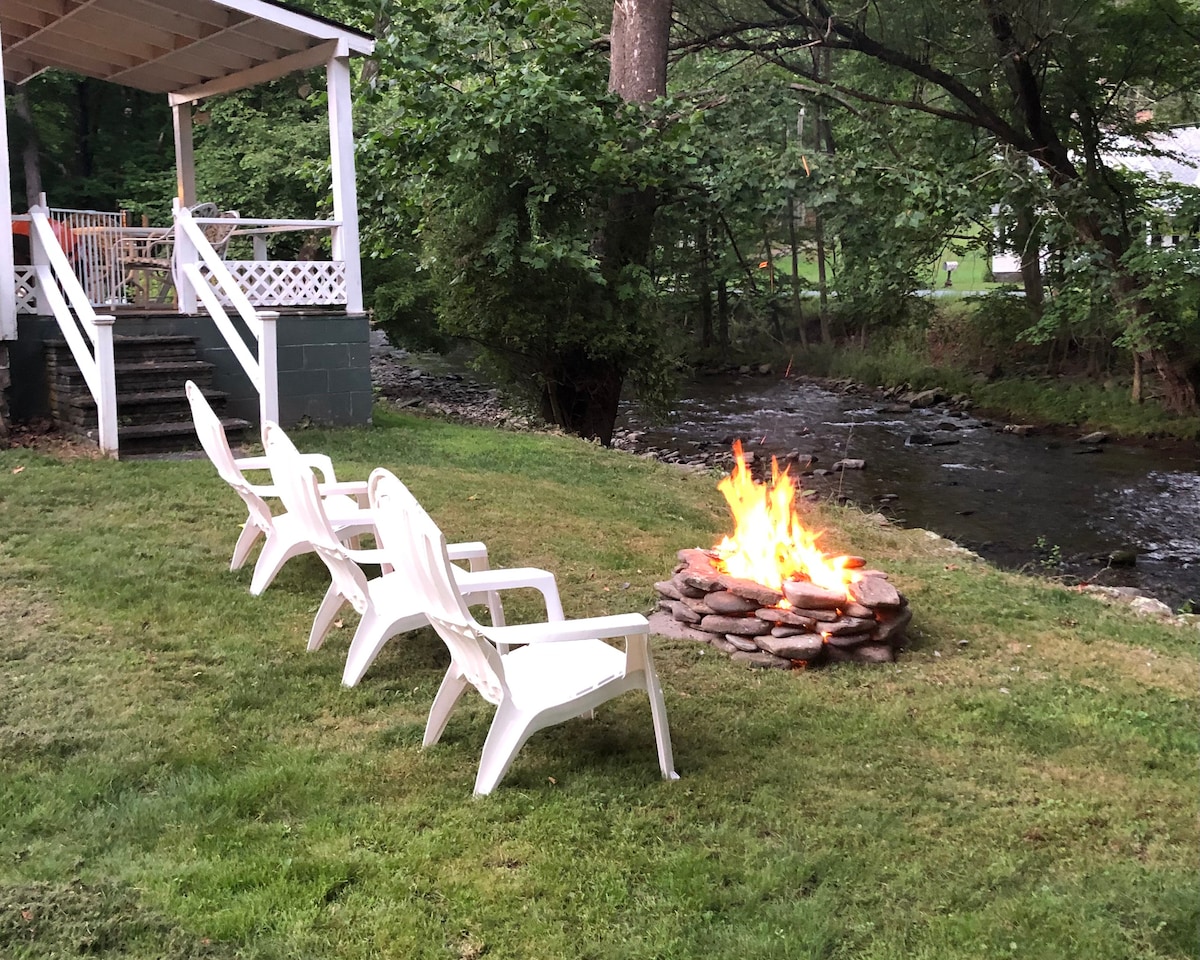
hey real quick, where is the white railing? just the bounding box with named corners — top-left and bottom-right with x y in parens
top-left (50, 206), bottom-right (126, 305)
top-left (173, 200), bottom-right (278, 426)
top-left (14, 265), bottom-right (36, 313)
top-left (220, 216), bottom-right (347, 307)
top-left (12, 211), bottom-right (350, 312)
top-left (27, 201), bottom-right (119, 458)
top-left (220, 260), bottom-right (347, 306)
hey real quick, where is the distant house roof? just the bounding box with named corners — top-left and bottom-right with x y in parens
top-left (1108, 126), bottom-right (1200, 187)
top-left (1, 0), bottom-right (374, 96)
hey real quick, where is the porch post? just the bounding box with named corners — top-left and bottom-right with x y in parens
top-left (172, 101), bottom-right (197, 206)
top-left (0, 20), bottom-right (17, 340)
top-left (326, 48), bottom-right (364, 315)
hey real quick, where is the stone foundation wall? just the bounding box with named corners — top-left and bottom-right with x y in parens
top-left (8, 311), bottom-right (371, 429)
top-left (0, 343), bottom-right (10, 443)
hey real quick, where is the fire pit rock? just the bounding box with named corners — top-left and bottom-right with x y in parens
top-left (655, 549), bottom-right (912, 668)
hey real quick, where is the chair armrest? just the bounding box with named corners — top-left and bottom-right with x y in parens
top-left (317, 480), bottom-right (368, 499)
top-left (342, 546), bottom-right (390, 566)
top-left (299, 453), bottom-right (338, 484)
top-left (233, 454), bottom-right (271, 472)
top-left (453, 566), bottom-right (564, 621)
top-left (446, 541), bottom-right (488, 563)
top-left (483, 612), bottom-right (648, 647)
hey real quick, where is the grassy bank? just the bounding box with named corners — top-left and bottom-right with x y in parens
top-left (2, 408), bottom-right (1197, 959)
top-left (786, 338), bottom-right (1200, 441)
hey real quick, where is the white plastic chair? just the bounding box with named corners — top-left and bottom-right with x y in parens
top-left (371, 468), bottom-right (679, 796)
top-left (265, 429), bottom-right (566, 686)
top-left (186, 381), bottom-right (373, 594)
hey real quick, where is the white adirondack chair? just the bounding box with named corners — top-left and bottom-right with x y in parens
top-left (370, 467), bottom-right (679, 796)
top-left (185, 381), bottom-right (373, 594)
top-left (263, 426), bottom-right (566, 687)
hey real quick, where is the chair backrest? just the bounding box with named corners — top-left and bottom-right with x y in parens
top-left (189, 203), bottom-right (238, 258)
top-left (369, 468), bottom-right (506, 704)
top-left (185, 380), bottom-right (274, 534)
top-left (264, 421), bottom-right (370, 614)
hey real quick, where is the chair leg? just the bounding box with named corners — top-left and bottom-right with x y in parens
top-left (486, 591), bottom-right (505, 628)
top-left (229, 517), bottom-right (262, 571)
top-left (474, 702), bottom-right (537, 796)
top-left (641, 649), bottom-right (679, 782)
top-left (423, 665), bottom-right (471, 747)
top-left (248, 534), bottom-right (308, 596)
top-left (308, 582), bottom-right (346, 652)
top-left (342, 608), bottom-right (427, 688)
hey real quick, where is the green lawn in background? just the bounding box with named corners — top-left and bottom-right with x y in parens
top-left (1, 408), bottom-right (1196, 959)
top-left (772, 242), bottom-right (1003, 293)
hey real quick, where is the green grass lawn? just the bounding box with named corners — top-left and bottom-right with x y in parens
top-left (1, 407), bottom-right (1197, 959)
top-left (774, 242), bottom-right (1001, 292)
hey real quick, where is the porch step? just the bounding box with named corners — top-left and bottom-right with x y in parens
top-left (111, 334), bottom-right (202, 363)
top-left (43, 336), bottom-right (251, 456)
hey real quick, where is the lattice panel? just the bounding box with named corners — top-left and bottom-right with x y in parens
top-left (14, 268), bottom-right (38, 314)
top-left (204, 260), bottom-right (347, 307)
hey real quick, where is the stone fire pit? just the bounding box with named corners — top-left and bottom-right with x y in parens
top-left (656, 548), bottom-right (912, 669)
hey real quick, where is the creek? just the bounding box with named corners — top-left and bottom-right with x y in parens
top-left (616, 373), bottom-right (1200, 612)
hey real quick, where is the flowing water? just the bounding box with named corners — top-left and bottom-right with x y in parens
top-left (617, 374), bottom-right (1200, 611)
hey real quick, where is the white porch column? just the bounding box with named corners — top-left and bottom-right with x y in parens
top-left (172, 101), bottom-right (196, 206)
top-left (326, 50), bottom-right (364, 315)
top-left (0, 19), bottom-right (18, 340)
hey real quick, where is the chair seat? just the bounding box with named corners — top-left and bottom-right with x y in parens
top-left (502, 639), bottom-right (627, 708)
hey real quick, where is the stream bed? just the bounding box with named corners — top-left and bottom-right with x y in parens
top-left (616, 373), bottom-right (1200, 612)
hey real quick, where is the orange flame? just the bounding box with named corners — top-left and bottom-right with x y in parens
top-left (714, 440), bottom-right (856, 596)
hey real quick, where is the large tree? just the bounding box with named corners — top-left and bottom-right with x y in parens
top-left (676, 0), bottom-right (1200, 413)
top-left (362, 0), bottom-right (681, 445)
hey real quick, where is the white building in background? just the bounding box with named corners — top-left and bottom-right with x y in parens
top-left (991, 125), bottom-right (1200, 281)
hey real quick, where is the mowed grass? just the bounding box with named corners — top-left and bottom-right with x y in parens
top-left (1, 407), bottom-right (1197, 959)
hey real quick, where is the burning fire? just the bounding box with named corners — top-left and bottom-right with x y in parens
top-left (714, 440), bottom-right (858, 596)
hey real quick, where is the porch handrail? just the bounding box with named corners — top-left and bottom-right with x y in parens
top-left (172, 200), bottom-right (278, 426)
top-left (28, 202), bottom-right (119, 458)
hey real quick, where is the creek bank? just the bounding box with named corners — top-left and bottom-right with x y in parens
top-left (371, 339), bottom-right (1198, 619)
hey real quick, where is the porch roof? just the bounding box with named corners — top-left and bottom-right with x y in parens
top-left (1, 0), bottom-right (374, 97)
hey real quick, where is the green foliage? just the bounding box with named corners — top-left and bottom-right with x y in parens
top-left (361, 0), bottom-right (686, 433)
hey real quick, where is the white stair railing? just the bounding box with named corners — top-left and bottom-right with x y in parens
top-left (172, 200), bottom-right (278, 427)
top-left (28, 200), bottom-right (119, 458)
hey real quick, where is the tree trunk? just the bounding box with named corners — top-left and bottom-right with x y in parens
top-left (787, 197), bottom-right (808, 348)
top-left (697, 224), bottom-right (714, 349)
top-left (539, 0), bottom-right (671, 445)
top-left (540, 352), bottom-right (625, 447)
top-left (815, 210), bottom-right (831, 344)
top-left (13, 88), bottom-right (43, 208)
top-left (1013, 204), bottom-right (1044, 321)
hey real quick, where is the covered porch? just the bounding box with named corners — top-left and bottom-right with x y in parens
top-left (1, 0), bottom-right (376, 456)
